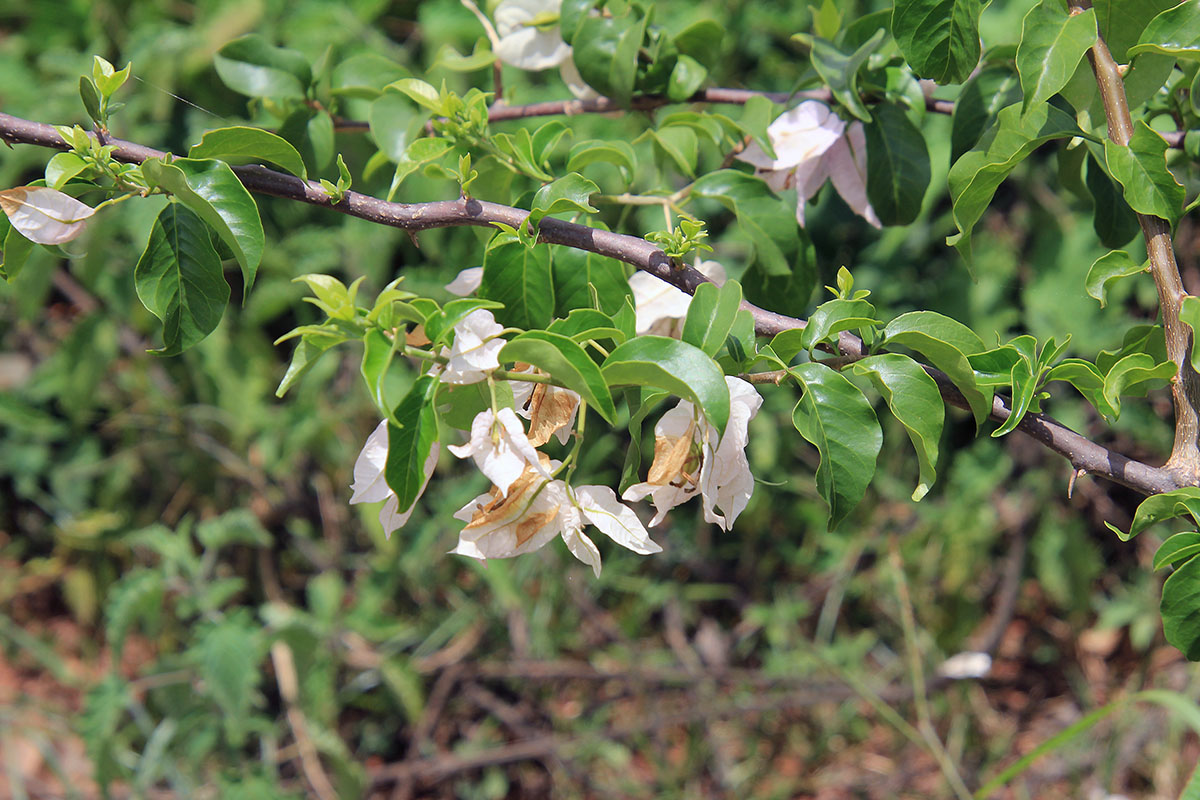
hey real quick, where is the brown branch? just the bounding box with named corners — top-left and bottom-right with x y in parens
top-left (0, 110), bottom-right (1180, 495)
top-left (1080, 8), bottom-right (1200, 484)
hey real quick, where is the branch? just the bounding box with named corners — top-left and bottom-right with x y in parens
top-left (1080, 7), bottom-right (1200, 484)
top-left (0, 110), bottom-right (1179, 495)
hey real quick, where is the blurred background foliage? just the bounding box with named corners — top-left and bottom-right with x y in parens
top-left (2, 0), bottom-right (1199, 797)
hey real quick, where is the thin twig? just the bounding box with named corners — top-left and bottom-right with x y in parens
top-left (270, 641), bottom-right (339, 800)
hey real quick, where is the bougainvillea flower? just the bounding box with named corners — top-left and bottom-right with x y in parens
top-left (736, 101), bottom-right (880, 228)
top-left (449, 407), bottom-right (553, 496)
top-left (623, 377), bottom-right (763, 530)
top-left (442, 308), bottom-right (506, 384)
top-left (494, 0), bottom-right (571, 70)
top-left (510, 365), bottom-right (580, 446)
top-left (349, 420), bottom-right (439, 538)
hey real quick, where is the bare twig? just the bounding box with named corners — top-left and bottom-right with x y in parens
top-left (0, 110), bottom-right (1180, 496)
top-left (270, 641), bottom-right (339, 800)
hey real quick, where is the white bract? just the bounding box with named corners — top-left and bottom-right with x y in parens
top-left (0, 186), bottom-right (95, 245)
top-left (349, 420), bottom-right (439, 538)
top-left (494, 0), bottom-right (571, 71)
top-left (623, 377), bottom-right (763, 530)
top-left (442, 308), bottom-right (505, 384)
top-left (449, 407), bottom-right (552, 496)
top-left (452, 462), bottom-right (660, 577)
top-left (444, 266), bottom-right (483, 296)
top-left (629, 259), bottom-right (726, 336)
top-left (510, 366), bottom-right (580, 446)
top-left (736, 101), bottom-right (880, 228)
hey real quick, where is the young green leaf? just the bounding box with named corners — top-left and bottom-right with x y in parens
top-left (1015, 1), bottom-right (1096, 115)
top-left (499, 331), bottom-right (617, 423)
top-left (1119, 488), bottom-right (1200, 542)
top-left (1155, 532), bottom-right (1200, 571)
top-left (566, 139), bottom-right (637, 183)
top-left (1128, 1), bottom-right (1200, 61)
top-left (360, 328), bottom-right (400, 412)
top-left (276, 332), bottom-right (342, 397)
top-left (134, 204), bottom-right (230, 356)
top-left (602, 336), bottom-right (730, 434)
top-left (789, 362), bottom-right (882, 527)
top-left (1102, 353), bottom-right (1177, 419)
top-left (798, 298), bottom-right (878, 353)
top-left (799, 30), bottom-right (885, 122)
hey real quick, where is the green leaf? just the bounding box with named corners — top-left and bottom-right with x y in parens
top-left (134, 204), bottom-right (230, 356)
top-left (479, 234), bottom-right (554, 330)
top-left (948, 103), bottom-right (1084, 263)
top-left (360, 327), bottom-right (400, 412)
top-left (433, 39), bottom-right (497, 72)
top-left (1155, 532), bottom-right (1200, 571)
top-left (851, 354), bottom-right (944, 500)
top-left (45, 152), bottom-right (90, 190)
top-left (1162, 554), bottom-right (1200, 660)
top-left (276, 332), bottom-right (341, 397)
top-left (1085, 250), bottom-right (1146, 307)
top-left (197, 614), bottom-right (263, 746)
top-left (667, 54), bottom-right (707, 102)
top-left (196, 509), bottom-right (271, 549)
top-left (798, 298), bottom-right (878, 354)
top-left (79, 76), bottom-right (102, 124)
top-left (892, 0), bottom-right (983, 84)
top-left (500, 331), bottom-right (617, 423)
top-left (548, 308), bottom-right (627, 344)
top-left (801, 30), bottom-right (885, 121)
top-left (882, 311), bottom-right (991, 426)
top-left (385, 375), bottom-right (440, 514)
top-left (1129, 1), bottom-right (1200, 61)
top-left (105, 570), bottom-right (164, 661)
top-left (278, 107), bottom-right (334, 173)
top-left (1, 221), bottom-right (34, 282)
top-left (682, 280), bottom-right (742, 357)
top-left (1182, 297), bottom-right (1200, 374)
top-left (864, 102), bottom-right (931, 225)
top-left (1045, 358), bottom-right (1115, 418)
top-left (189, 126), bottom-right (308, 179)
top-left (737, 95), bottom-right (778, 159)
top-left (387, 78), bottom-right (443, 113)
top-left (951, 68), bottom-right (1022, 162)
top-left (693, 169), bottom-right (803, 278)
top-left (673, 19), bottom-right (723, 68)
top-left (1102, 353), bottom-right (1177, 420)
top-left (567, 139), bottom-right (637, 183)
top-left (789, 362), bottom-right (882, 528)
top-left (214, 34), bottom-right (312, 98)
top-left (1122, 488), bottom-right (1200, 541)
top-left (573, 11), bottom-right (646, 106)
top-left (1104, 120), bottom-right (1185, 225)
top-left (81, 674), bottom-right (130, 790)
top-left (552, 247), bottom-right (633, 317)
top-left (1086, 153), bottom-right (1141, 249)
top-left (990, 357), bottom-right (1036, 437)
top-left (646, 126), bottom-right (699, 177)
top-left (740, 258), bottom-right (816, 317)
top-left (1015, 2), bottom-right (1097, 115)
top-left (140, 157), bottom-right (264, 296)
top-left (1094, 0), bottom-right (1178, 61)
top-left (602, 336), bottom-right (730, 434)
top-left (529, 173), bottom-right (599, 227)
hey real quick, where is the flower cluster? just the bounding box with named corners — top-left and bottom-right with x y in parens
top-left (736, 101), bottom-right (880, 228)
top-left (353, 256), bottom-right (763, 575)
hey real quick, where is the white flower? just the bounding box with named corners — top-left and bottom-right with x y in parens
top-left (452, 462), bottom-right (661, 577)
top-left (736, 101), bottom-right (881, 229)
top-left (494, 0), bottom-right (571, 71)
top-left (448, 407), bottom-right (552, 496)
top-left (0, 186), bottom-right (95, 244)
top-left (445, 266), bottom-right (483, 296)
top-left (510, 365), bottom-right (580, 446)
top-left (629, 259), bottom-right (727, 336)
top-left (623, 376), bottom-right (762, 530)
top-left (442, 308), bottom-right (505, 384)
top-left (349, 420), bottom-right (439, 538)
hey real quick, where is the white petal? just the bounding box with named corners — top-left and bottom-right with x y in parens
top-left (349, 420), bottom-right (392, 504)
top-left (576, 485), bottom-right (662, 555)
top-left (828, 123), bottom-right (882, 228)
top-left (561, 527), bottom-right (602, 577)
top-left (379, 494), bottom-right (415, 538)
top-left (0, 187), bottom-right (95, 245)
top-left (621, 481), bottom-right (695, 527)
top-left (443, 309), bottom-right (505, 384)
top-left (559, 54), bottom-right (598, 100)
top-left (449, 408), bottom-right (551, 496)
top-left (735, 102), bottom-right (843, 172)
top-left (496, 26), bottom-right (570, 70)
top-left (445, 266), bottom-right (483, 296)
top-left (629, 272), bottom-right (692, 335)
